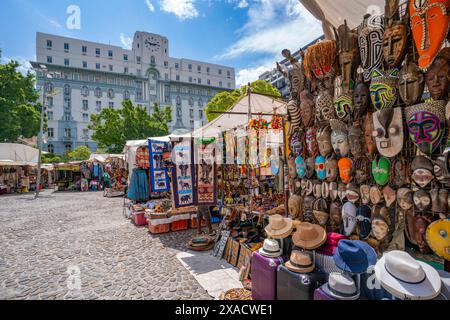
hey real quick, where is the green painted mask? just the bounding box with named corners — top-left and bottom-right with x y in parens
top-left (371, 156), bottom-right (391, 186)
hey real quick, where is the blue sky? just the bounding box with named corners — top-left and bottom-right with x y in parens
top-left (0, 0), bottom-right (323, 86)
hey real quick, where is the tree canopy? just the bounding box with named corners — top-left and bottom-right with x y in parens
top-left (89, 100), bottom-right (172, 153)
top-left (0, 61), bottom-right (42, 142)
top-left (64, 146), bottom-right (92, 161)
top-left (205, 80), bottom-right (281, 122)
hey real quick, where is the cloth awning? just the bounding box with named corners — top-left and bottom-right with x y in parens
top-left (0, 143), bottom-right (39, 165)
top-left (299, 0), bottom-right (386, 39)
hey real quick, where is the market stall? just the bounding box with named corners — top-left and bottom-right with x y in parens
top-left (53, 162), bottom-right (82, 191)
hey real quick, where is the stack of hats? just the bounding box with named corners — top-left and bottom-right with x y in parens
top-left (187, 235), bottom-right (214, 251)
top-left (264, 214), bottom-right (293, 239)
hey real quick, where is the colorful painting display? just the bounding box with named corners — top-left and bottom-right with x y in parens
top-left (148, 139), bottom-right (170, 193)
top-left (172, 138), bottom-right (195, 208)
top-left (195, 138), bottom-right (218, 206)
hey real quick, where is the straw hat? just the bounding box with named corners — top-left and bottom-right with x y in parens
top-left (374, 250), bottom-right (441, 300)
top-left (292, 222), bottom-right (327, 250)
top-left (258, 239), bottom-right (282, 258)
top-left (285, 250), bottom-right (315, 273)
top-left (320, 272), bottom-right (360, 300)
top-left (265, 214), bottom-right (293, 239)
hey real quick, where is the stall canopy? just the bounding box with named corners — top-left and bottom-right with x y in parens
top-left (299, 0), bottom-right (385, 39)
top-left (89, 154), bottom-right (125, 163)
top-left (0, 143), bottom-right (39, 165)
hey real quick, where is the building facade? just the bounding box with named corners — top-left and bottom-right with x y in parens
top-left (32, 32), bottom-right (235, 155)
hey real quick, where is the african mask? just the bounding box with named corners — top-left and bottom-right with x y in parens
top-left (392, 157), bottom-right (409, 187)
top-left (372, 107), bottom-right (404, 157)
top-left (411, 155), bottom-right (435, 187)
top-left (425, 48), bottom-right (450, 100)
top-left (306, 127), bottom-right (319, 157)
top-left (306, 157), bottom-right (316, 179)
top-left (338, 157), bottom-right (353, 184)
top-left (288, 156), bottom-right (297, 178)
top-left (398, 58), bottom-right (425, 105)
top-left (372, 217), bottom-right (389, 241)
top-left (397, 188), bottom-right (414, 210)
top-left (334, 94), bottom-right (354, 122)
top-left (383, 185), bottom-right (397, 207)
top-left (313, 180), bottom-right (322, 199)
top-left (370, 186), bottom-right (383, 204)
top-left (357, 205), bottom-right (372, 239)
top-left (353, 156), bottom-right (371, 184)
top-left (321, 182), bottom-right (330, 199)
top-left (346, 183), bottom-right (360, 203)
top-left (278, 49), bottom-right (306, 100)
top-left (405, 100), bottom-right (446, 155)
top-left (315, 155), bottom-right (327, 181)
top-left (410, 0), bottom-right (450, 71)
top-left (303, 40), bottom-right (338, 85)
top-left (316, 89), bottom-right (337, 126)
top-left (342, 202), bottom-right (357, 236)
top-left (287, 100), bottom-right (301, 138)
top-left (330, 202), bottom-right (343, 232)
top-left (302, 196), bottom-right (315, 223)
top-left (348, 122), bottom-right (365, 157)
top-left (288, 194), bottom-right (303, 220)
top-left (353, 76), bottom-right (370, 120)
top-left (372, 156), bottom-right (391, 186)
top-left (329, 182), bottom-right (338, 201)
top-left (295, 156), bottom-right (306, 178)
top-left (325, 155), bottom-right (338, 182)
top-left (433, 150), bottom-right (450, 185)
top-left (360, 185), bottom-right (371, 204)
top-left (383, 23), bottom-right (408, 68)
top-left (299, 90), bottom-right (316, 127)
top-left (412, 215), bottom-right (431, 253)
top-left (313, 198), bottom-right (329, 226)
top-left (431, 188), bottom-right (449, 213)
top-left (414, 189), bottom-right (432, 212)
top-left (363, 113), bottom-right (378, 156)
top-left (290, 130), bottom-right (303, 158)
top-left (370, 68), bottom-right (399, 111)
top-left (330, 119), bottom-right (349, 157)
top-left (316, 126), bottom-right (333, 157)
top-left (338, 183), bottom-right (348, 202)
top-left (359, 14), bottom-right (385, 82)
top-left (335, 20), bottom-right (360, 93)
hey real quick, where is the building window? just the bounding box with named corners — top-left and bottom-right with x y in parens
top-left (82, 45), bottom-right (87, 54)
top-left (64, 43), bottom-right (69, 51)
top-left (47, 111), bottom-right (53, 120)
top-left (124, 90), bottom-right (130, 100)
top-left (81, 86), bottom-right (89, 97)
top-left (47, 56), bottom-right (52, 64)
top-left (46, 40), bottom-right (52, 48)
top-left (198, 98), bottom-right (203, 107)
top-left (207, 79), bottom-right (211, 85)
top-left (65, 144), bottom-right (72, 152)
top-left (64, 111), bottom-right (71, 121)
top-left (165, 73), bottom-right (169, 81)
top-left (83, 113), bottom-right (89, 122)
top-left (176, 75), bottom-right (180, 81)
top-left (150, 56), bottom-right (155, 65)
top-left (47, 128), bottom-right (54, 138)
top-left (46, 96), bottom-right (53, 108)
top-left (45, 82), bottom-right (53, 94)
top-left (189, 97), bottom-right (194, 107)
top-left (82, 129), bottom-right (89, 138)
top-left (47, 144), bottom-right (54, 153)
top-left (108, 102), bottom-right (114, 109)
top-left (82, 61), bottom-right (87, 68)
top-left (228, 82), bottom-right (231, 88)
top-left (124, 67), bottom-right (128, 74)
top-left (137, 56), bottom-right (141, 64)
top-left (164, 61), bottom-right (168, 68)
top-left (197, 65), bottom-right (201, 73)
top-left (123, 54), bottom-right (128, 61)
top-left (137, 69), bottom-right (141, 76)
top-left (96, 63), bottom-right (100, 70)
top-left (64, 84), bottom-right (71, 95)
top-left (199, 110), bottom-right (203, 118)
top-left (190, 109), bottom-right (194, 118)
top-left (108, 50), bottom-right (113, 58)
top-left (108, 89), bottom-right (114, 99)
top-left (95, 87), bottom-right (102, 98)
top-left (96, 48), bottom-right (100, 56)
top-left (198, 78), bottom-right (202, 84)
top-left (175, 63), bottom-right (179, 69)
top-left (189, 77), bottom-right (192, 83)
top-left (188, 64), bottom-right (192, 71)
top-left (206, 67), bottom-right (210, 74)
top-left (64, 128), bottom-right (71, 138)
top-left (64, 59), bottom-right (70, 66)
top-left (219, 81), bottom-right (223, 87)
top-left (109, 65), bottom-right (113, 72)
top-left (96, 101), bottom-right (102, 111)
top-left (219, 69), bottom-right (222, 75)
top-left (190, 120), bottom-right (194, 129)
top-left (227, 70), bottom-right (231, 78)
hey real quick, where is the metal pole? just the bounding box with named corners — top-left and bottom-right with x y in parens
top-left (34, 75), bottom-right (46, 199)
top-left (281, 116), bottom-right (288, 217)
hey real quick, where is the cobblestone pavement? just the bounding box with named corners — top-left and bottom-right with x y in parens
top-left (0, 190), bottom-right (213, 300)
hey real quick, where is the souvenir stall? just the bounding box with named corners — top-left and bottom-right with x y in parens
top-left (40, 164), bottom-right (54, 189)
top-left (54, 162), bottom-right (82, 191)
top-left (103, 155), bottom-right (128, 197)
top-left (0, 162), bottom-right (35, 194)
top-left (79, 159), bottom-right (104, 191)
top-left (243, 0), bottom-right (450, 301)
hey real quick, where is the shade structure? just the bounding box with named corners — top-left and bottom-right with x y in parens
top-left (0, 143), bottom-right (39, 165)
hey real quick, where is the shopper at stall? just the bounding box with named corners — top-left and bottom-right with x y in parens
top-left (103, 171), bottom-right (111, 189)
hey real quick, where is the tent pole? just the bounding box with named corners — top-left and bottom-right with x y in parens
top-left (281, 116), bottom-right (288, 217)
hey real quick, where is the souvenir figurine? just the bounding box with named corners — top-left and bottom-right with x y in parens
top-left (372, 155), bottom-right (391, 186)
top-left (413, 189), bottom-right (432, 212)
top-left (353, 74), bottom-right (371, 121)
top-left (313, 180), bottom-right (323, 199)
top-left (431, 188), bottom-right (448, 214)
top-left (383, 185), bottom-right (397, 207)
top-left (306, 127), bottom-right (319, 157)
top-left (321, 182), bottom-right (330, 199)
top-left (295, 155), bottom-right (306, 178)
top-left (372, 217), bottom-right (390, 241)
top-left (300, 90), bottom-right (316, 127)
top-left (329, 182), bottom-right (339, 201)
top-left (330, 119), bottom-right (350, 157)
top-left (302, 196), bottom-right (315, 223)
top-left (353, 156), bottom-right (371, 184)
top-left (433, 150), bottom-right (450, 185)
top-left (372, 107), bottom-right (404, 157)
top-left (363, 112), bottom-right (378, 156)
top-left (315, 155), bottom-right (327, 181)
top-left (326, 155), bottom-right (339, 182)
top-left (398, 57), bottom-right (425, 105)
top-left (303, 40), bottom-right (338, 88)
top-left (383, 0), bottom-right (408, 68)
top-left (425, 47), bottom-right (450, 101)
top-left (334, 94), bottom-right (354, 122)
top-left (412, 215), bottom-right (431, 253)
top-left (348, 122), bottom-right (366, 157)
top-left (359, 14), bottom-right (385, 82)
top-left (405, 100), bottom-right (447, 155)
top-left (346, 183), bottom-right (360, 203)
top-left (370, 68), bottom-right (399, 111)
top-left (410, 0), bottom-right (450, 71)
top-left (370, 185), bottom-right (383, 205)
top-left (338, 183), bottom-right (348, 202)
top-left (287, 100), bottom-right (302, 138)
top-left (411, 156), bottom-right (435, 188)
top-left (316, 125), bottom-right (333, 158)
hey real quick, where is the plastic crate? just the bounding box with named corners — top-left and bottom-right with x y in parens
top-left (171, 219), bottom-right (189, 232)
top-left (190, 217), bottom-right (206, 229)
top-left (148, 222), bottom-right (170, 234)
top-left (133, 212), bottom-right (147, 226)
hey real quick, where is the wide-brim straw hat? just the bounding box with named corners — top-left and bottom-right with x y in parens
top-left (265, 214), bottom-right (293, 239)
top-left (285, 250), bottom-right (315, 274)
top-left (292, 222), bottom-right (327, 250)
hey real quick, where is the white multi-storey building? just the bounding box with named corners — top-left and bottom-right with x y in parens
top-left (32, 31), bottom-right (235, 155)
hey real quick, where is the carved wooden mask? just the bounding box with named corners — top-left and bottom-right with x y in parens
top-left (372, 107), bottom-right (404, 158)
top-left (398, 59), bottom-right (425, 105)
top-left (359, 14), bottom-right (385, 82)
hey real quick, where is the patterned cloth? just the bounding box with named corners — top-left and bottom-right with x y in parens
top-left (136, 146), bottom-right (150, 169)
top-left (127, 169), bottom-right (149, 201)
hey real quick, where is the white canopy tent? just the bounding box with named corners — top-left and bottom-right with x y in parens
top-left (0, 143), bottom-right (39, 165)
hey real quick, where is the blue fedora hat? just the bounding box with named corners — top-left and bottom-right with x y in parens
top-left (333, 240), bottom-right (377, 274)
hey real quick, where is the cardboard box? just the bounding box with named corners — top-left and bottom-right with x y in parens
top-left (237, 244), bottom-right (252, 270)
top-left (229, 240), bottom-right (241, 267)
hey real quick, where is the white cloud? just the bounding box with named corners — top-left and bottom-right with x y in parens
top-left (159, 0), bottom-right (199, 20)
top-left (235, 60), bottom-right (275, 87)
top-left (1, 56), bottom-right (34, 76)
top-left (120, 33), bottom-right (133, 50)
top-left (237, 0), bottom-right (249, 9)
top-left (47, 18), bottom-right (63, 29)
top-left (145, 0), bottom-right (155, 12)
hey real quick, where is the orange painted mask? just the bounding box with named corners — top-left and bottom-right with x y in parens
top-left (338, 157), bottom-right (353, 184)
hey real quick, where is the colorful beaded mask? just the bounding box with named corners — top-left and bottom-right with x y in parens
top-left (315, 155), bottom-right (327, 181)
top-left (369, 68), bottom-right (399, 111)
top-left (359, 14), bottom-right (385, 82)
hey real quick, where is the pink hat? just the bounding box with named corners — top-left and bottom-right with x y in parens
top-left (317, 232), bottom-right (347, 256)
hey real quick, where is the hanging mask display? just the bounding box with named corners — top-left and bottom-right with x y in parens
top-left (287, 100), bottom-right (302, 138)
top-left (353, 76), bottom-right (370, 121)
top-left (413, 189), bottom-right (432, 212)
top-left (411, 156), bottom-right (435, 188)
top-left (306, 127), bottom-right (319, 157)
top-left (391, 157), bottom-right (410, 188)
top-left (290, 130), bottom-right (303, 158)
top-left (383, 185), bottom-right (397, 207)
top-left (353, 156), bottom-right (371, 184)
top-left (370, 185), bottom-right (383, 204)
top-left (329, 182), bottom-right (339, 201)
top-left (372, 217), bottom-right (390, 241)
top-left (313, 180), bottom-right (323, 199)
top-left (360, 185), bottom-right (371, 204)
top-left (288, 156), bottom-right (297, 179)
top-left (330, 202), bottom-right (343, 232)
top-left (330, 119), bottom-right (350, 157)
top-left (405, 100), bottom-right (447, 155)
top-left (295, 155), bottom-right (306, 178)
top-left (338, 183), bottom-right (348, 202)
top-left (398, 58), bottom-right (425, 105)
top-left (316, 126), bottom-right (333, 157)
top-left (338, 157), bottom-right (353, 184)
top-left (299, 90), bottom-right (316, 128)
top-left (334, 94), bottom-right (354, 122)
top-left (335, 20), bottom-right (360, 93)
top-left (288, 194), bottom-right (303, 220)
top-left (342, 202), bottom-right (357, 236)
top-left (357, 205), bottom-right (372, 239)
top-left (346, 183), bottom-right (361, 203)
top-left (383, 20), bottom-right (408, 68)
top-left (397, 188), bottom-right (414, 210)
top-left (313, 198), bottom-right (329, 226)
top-left (302, 196), bottom-right (315, 223)
top-left (316, 89), bottom-right (337, 126)
top-left (372, 107), bottom-right (404, 157)
top-left (425, 48), bottom-right (450, 100)
top-left (348, 122), bottom-right (366, 157)
top-left (364, 113), bottom-right (378, 156)
top-left (372, 155), bottom-right (391, 186)
top-left (410, 0), bottom-right (450, 71)
top-left (359, 14), bottom-right (385, 82)
top-left (315, 155), bottom-right (327, 181)
top-left (303, 40), bottom-right (338, 86)
top-left (325, 155), bottom-right (339, 182)
top-left (369, 68), bottom-right (399, 111)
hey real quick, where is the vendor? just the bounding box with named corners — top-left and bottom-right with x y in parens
top-left (197, 205), bottom-right (215, 236)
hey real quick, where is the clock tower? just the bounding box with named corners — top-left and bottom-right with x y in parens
top-left (133, 31), bottom-right (169, 60)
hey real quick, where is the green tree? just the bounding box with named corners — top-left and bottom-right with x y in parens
top-left (42, 153), bottom-right (62, 164)
top-left (205, 80), bottom-right (281, 122)
top-left (89, 100), bottom-right (172, 153)
top-left (0, 61), bottom-right (42, 142)
top-left (64, 146), bottom-right (92, 161)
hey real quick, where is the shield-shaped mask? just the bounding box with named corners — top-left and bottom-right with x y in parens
top-left (397, 188), bottom-right (414, 210)
top-left (290, 130), bottom-right (303, 158)
top-left (335, 20), bottom-right (360, 93)
top-left (348, 122), bottom-right (365, 157)
top-left (316, 125), bottom-right (333, 157)
top-left (413, 189), bottom-right (431, 212)
top-left (410, 0), bottom-right (450, 71)
top-left (354, 156), bottom-right (371, 184)
top-left (398, 59), bottom-right (425, 105)
top-left (392, 157), bottom-right (409, 187)
top-left (302, 196), bottom-right (315, 223)
top-left (342, 202), bottom-right (357, 236)
top-left (411, 155), bottom-right (435, 188)
top-left (313, 180), bottom-right (322, 199)
top-left (357, 205), bottom-right (372, 239)
top-left (306, 127), bottom-right (319, 157)
top-left (334, 94), bottom-right (354, 123)
top-left (330, 119), bottom-right (350, 157)
top-left (425, 48), bottom-right (450, 100)
top-left (338, 157), bottom-right (353, 184)
top-left (360, 185), bottom-right (371, 204)
top-left (370, 68), bottom-right (399, 111)
top-left (313, 198), bottom-right (329, 226)
top-left (295, 156), bottom-right (306, 178)
top-left (306, 157), bottom-right (316, 179)
top-left (346, 183), bottom-right (360, 203)
top-left (288, 194), bottom-right (303, 220)
top-left (372, 217), bottom-right (389, 241)
top-left (329, 182), bottom-right (338, 201)
top-left (338, 183), bottom-right (348, 202)
top-left (370, 185), bottom-right (383, 204)
top-left (316, 88), bottom-right (337, 126)
top-left (372, 107), bottom-right (404, 157)
top-left (288, 156), bottom-right (297, 178)
top-left (315, 155), bottom-right (327, 181)
top-left (353, 76), bottom-right (370, 121)
top-left (300, 90), bottom-right (316, 127)
top-left (383, 22), bottom-right (408, 68)
top-left (359, 14), bottom-right (385, 82)
top-left (330, 202), bottom-right (343, 232)
top-left (326, 156), bottom-right (339, 183)
top-left (433, 150), bottom-right (450, 185)
top-left (364, 113), bottom-right (378, 156)
top-left (372, 156), bottom-right (391, 186)
top-left (405, 100), bottom-right (446, 155)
